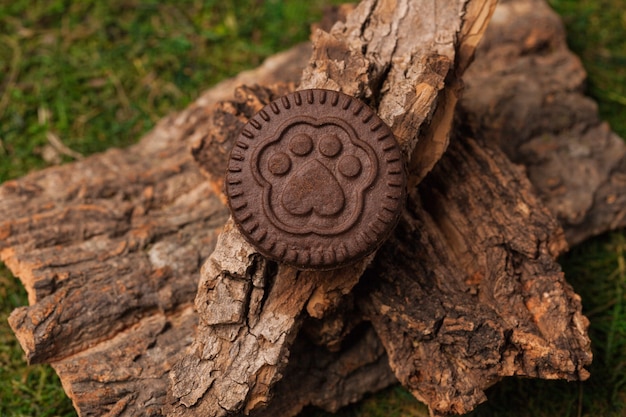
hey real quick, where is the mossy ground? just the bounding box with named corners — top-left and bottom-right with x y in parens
top-left (1, 1), bottom-right (624, 416)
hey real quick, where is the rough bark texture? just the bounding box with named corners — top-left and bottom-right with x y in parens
top-left (2, 0), bottom-right (625, 416)
top-left (2, 131), bottom-right (228, 364)
top-left (459, 0), bottom-right (626, 246)
top-left (3, 68), bottom-right (395, 417)
top-left (249, 325), bottom-right (396, 417)
top-left (169, 1), bottom-right (498, 415)
top-left (360, 135), bottom-right (590, 415)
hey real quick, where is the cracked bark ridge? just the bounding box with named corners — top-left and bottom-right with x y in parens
top-left (171, 0), bottom-right (497, 415)
top-left (169, 219), bottom-right (334, 413)
top-left (360, 134), bottom-right (591, 416)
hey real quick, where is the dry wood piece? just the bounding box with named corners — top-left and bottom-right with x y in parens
top-left (459, 0), bottom-right (626, 246)
top-left (2, 135), bottom-right (229, 364)
top-left (2, 0), bottom-right (626, 416)
top-left (168, 1), bottom-right (497, 415)
top-left (360, 135), bottom-right (591, 415)
top-left (3, 82), bottom-right (393, 417)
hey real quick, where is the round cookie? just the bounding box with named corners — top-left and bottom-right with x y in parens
top-left (226, 89), bottom-right (406, 270)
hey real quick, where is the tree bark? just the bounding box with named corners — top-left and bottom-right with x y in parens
top-left (2, 0), bottom-right (624, 416)
top-left (459, 0), bottom-right (626, 246)
top-left (360, 134), bottom-right (590, 415)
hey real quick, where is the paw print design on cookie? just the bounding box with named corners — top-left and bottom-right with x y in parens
top-left (226, 89), bottom-right (406, 270)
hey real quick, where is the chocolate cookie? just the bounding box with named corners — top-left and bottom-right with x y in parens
top-left (226, 89), bottom-right (406, 270)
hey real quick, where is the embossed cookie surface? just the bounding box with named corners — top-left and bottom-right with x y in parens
top-left (226, 89), bottom-right (406, 270)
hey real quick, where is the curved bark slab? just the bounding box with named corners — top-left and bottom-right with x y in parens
top-left (360, 135), bottom-right (591, 416)
top-left (460, 0), bottom-right (626, 246)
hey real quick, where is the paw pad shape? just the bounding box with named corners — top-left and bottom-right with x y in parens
top-left (257, 123), bottom-right (376, 236)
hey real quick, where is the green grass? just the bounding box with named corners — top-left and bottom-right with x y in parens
top-left (550, 0), bottom-right (626, 138)
top-left (0, 0), bottom-right (341, 182)
top-left (1, 0), bottom-right (625, 416)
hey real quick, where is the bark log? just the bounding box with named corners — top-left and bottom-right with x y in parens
top-left (1, 0), bottom-right (624, 416)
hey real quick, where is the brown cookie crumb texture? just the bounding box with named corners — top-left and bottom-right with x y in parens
top-left (226, 89), bottom-right (406, 270)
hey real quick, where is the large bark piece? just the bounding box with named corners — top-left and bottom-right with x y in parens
top-left (2, 0), bottom-right (625, 416)
top-left (2, 130), bottom-right (229, 364)
top-left (169, 1), bottom-right (497, 416)
top-left (360, 135), bottom-right (590, 415)
top-left (459, 0), bottom-right (626, 246)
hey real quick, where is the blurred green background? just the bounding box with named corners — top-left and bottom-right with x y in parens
top-left (0, 0), bottom-right (625, 416)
